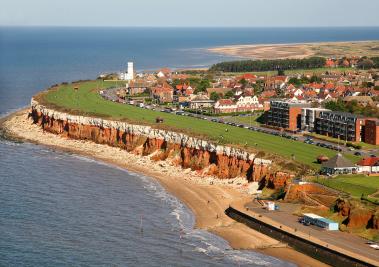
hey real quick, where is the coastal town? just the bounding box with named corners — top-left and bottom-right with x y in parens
top-left (74, 57), bottom-right (379, 265)
top-left (4, 53), bottom-right (379, 267)
top-left (3, 1), bottom-right (379, 267)
top-left (103, 58), bottom-right (379, 146)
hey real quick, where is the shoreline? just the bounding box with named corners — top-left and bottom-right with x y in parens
top-left (0, 109), bottom-right (328, 267)
top-left (207, 40), bottom-right (379, 60)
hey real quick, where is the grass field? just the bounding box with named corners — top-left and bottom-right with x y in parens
top-left (224, 113), bottom-right (263, 126)
top-left (38, 80), bottom-right (359, 169)
top-left (317, 175), bottom-right (379, 198)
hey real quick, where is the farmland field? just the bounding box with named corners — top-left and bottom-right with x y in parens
top-left (37, 80), bottom-right (359, 169)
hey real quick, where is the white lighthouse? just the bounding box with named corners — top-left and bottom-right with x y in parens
top-left (119, 62), bottom-right (134, 81)
top-left (126, 62), bottom-right (134, 80)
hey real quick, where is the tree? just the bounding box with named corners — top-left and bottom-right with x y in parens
top-left (224, 90), bottom-right (234, 99)
top-left (239, 78), bottom-right (248, 88)
top-left (310, 75), bottom-right (321, 83)
top-left (210, 92), bottom-right (220, 101)
top-left (209, 57), bottom-right (326, 72)
top-left (194, 79), bottom-right (211, 94)
top-left (357, 58), bottom-right (374, 70)
top-left (277, 69), bottom-right (285, 76)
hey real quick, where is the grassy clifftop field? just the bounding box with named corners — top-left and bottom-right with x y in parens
top-left (36, 80), bottom-right (358, 170)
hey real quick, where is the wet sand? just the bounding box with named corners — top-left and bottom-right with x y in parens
top-left (1, 109), bottom-right (328, 267)
top-left (208, 40), bottom-right (379, 59)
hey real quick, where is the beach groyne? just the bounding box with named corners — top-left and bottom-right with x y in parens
top-left (30, 98), bottom-right (292, 183)
top-left (225, 206), bottom-right (375, 267)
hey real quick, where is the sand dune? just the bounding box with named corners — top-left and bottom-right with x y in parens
top-left (208, 40), bottom-right (379, 60)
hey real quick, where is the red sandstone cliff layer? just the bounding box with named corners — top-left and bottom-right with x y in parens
top-left (30, 107), bottom-right (290, 183)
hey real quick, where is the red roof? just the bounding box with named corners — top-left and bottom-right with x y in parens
top-left (261, 90), bottom-right (276, 98)
top-left (325, 83), bottom-right (335, 90)
top-left (309, 83), bottom-right (323, 89)
top-left (217, 99), bottom-right (235, 106)
top-left (238, 73), bottom-right (257, 80)
top-left (274, 76), bottom-right (287, 82)
top-left (304, 90), bottom-right (317, 97)
top-left (335, 85), bottom-right (346, 92)
top-left (357, 157), bottom-right (379, 166)
top-left (325, 59), bottom-right (336, 67)
top-left (158, 68), bottom-right (172, 74)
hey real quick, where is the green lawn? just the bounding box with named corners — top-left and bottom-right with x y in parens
top-left (38, 80), bottom-right (359, 169)
top-left (317, 175), bottom-right (379, 198)
top-left (224, 114), bottom-right (263, 126)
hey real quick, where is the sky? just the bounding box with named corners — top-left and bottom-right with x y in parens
top-left (1, 0), bottom-right (379, 27)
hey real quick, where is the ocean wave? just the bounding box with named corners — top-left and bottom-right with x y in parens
top-left (39, 151), bottom-right (292, 266)
top-left (0, 106), bottom-right (29, 119)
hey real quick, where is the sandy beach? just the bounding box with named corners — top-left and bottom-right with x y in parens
top-left (1, 109), bottom-right (327, 267)
top-left (208, 40), bottom-right (379, 60)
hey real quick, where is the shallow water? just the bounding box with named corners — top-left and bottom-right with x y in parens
top-left (0, 139), bottom-right (293, 266)
top-left (1, 26), bottom-right (379, 266)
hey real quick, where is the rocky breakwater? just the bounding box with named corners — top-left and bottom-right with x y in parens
top-left (29, 98), bottom-right (290, 183)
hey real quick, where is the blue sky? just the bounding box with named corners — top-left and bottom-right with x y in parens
top-left (1, 0), bottom-right (379, 27)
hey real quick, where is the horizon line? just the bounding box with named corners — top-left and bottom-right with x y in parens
top-left (1, 25), bottom-right (379, 29)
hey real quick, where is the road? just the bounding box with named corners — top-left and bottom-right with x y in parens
top-left (99, 88), bottom-right (377, 157)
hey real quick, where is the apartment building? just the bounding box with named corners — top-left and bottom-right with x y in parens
top-left (364, 119), bottom-right (379, 145)
top-left (301, 108), bottom-right (330, 132)
top-left (315, 111), bottom-right (364, 142)
top-left (266, 100), bottom-right (311, 131)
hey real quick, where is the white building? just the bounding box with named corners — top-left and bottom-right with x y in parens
top-left (301, 107), bottom-right (330, 132)
top-left (119, 62), bottom-right (134, 81)
top-left (236, 95), bottom-right (262, 111)
top-left (303, 213), bottom-right (339, 231)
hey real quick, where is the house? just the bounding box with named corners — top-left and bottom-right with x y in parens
top-left (237, 73), bottom-right (257, 83)
top-left (189, 94), bottom-right (215, 109)
top-left (127, 80), bottom-right (149, 95)
top-left (325, 59), bottom-right (337, 68)
top-left (266, 76), bottom-right (288, 89)
top-left (214, 99), bottom-right (237, 114)
top-left (236, 95), bottom-right (262, 112)
top-left (151, 83), bottom-right (174, 103)
top-left (206, 87), bottom-right (233, 97)
top-left (321, 153), bottom-right (357, 175)
top-left (176, 84), bottom-right (194, 96)
top-left (260, 90), bottom-right (277, 99)
top-left (157, 68), bottom-right (172, 78)
top-left (357, 157), bottom-right (379, 173)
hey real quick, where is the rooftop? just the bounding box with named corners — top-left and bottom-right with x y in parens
top-left (322, 153), bottom-right (355, 169)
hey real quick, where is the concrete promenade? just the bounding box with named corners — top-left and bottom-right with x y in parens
top-left (228, 200), bottom-right (379, 267)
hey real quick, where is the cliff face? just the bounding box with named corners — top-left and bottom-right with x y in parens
top-left (30, 99), bottom-right (279, 182)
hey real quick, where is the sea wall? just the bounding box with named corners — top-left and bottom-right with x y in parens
top-left (30, 98), bottom-right (291, 182)
top-left (226, 206), bottom-right (375, 267)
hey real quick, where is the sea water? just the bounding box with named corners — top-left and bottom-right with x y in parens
top-left (1, 27), bottom-right (379, 266)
